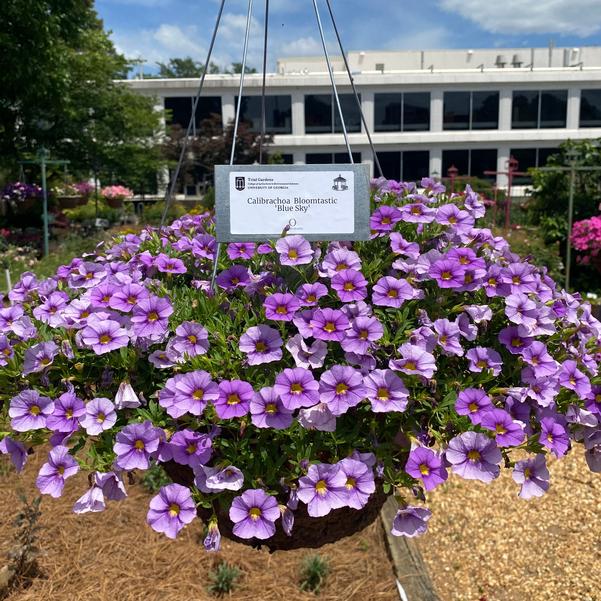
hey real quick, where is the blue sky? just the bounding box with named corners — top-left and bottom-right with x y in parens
top-left (96, 0), bottom-right (601, 75)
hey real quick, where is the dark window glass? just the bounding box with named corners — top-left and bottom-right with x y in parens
top-left (374, 94), bottom-right (402, 132)
top-left (237, 96), bottom-right (291, 134)
top-left (540, 90), bottom-right (567, 128)
top-left (305, 153), bottom-right (332, 164)
top-left (512, 91), bottom-right (539, 129)
top-left (442, 150), bottom-right (469, 177)
top-left (403, 151), bottom-right (430, 181)
top-left (443, 92), bottom-right (470, 130)
top-left (165, 97), bottom-right (192, 129)
top-left (510, 148), bottom-right (537, 184)
top-left (279, 154), bottom-right (294, 164)
top-left (471, 92), bottom-right (499, 129)
top-left (334, 94), bottom-right (361, 133)
top-left (537, 148), bottom-right (558, 167)
top-left (194, 97), bottom-right (222, 129)
top-left (334, 152), bottom-right (361, 164)
top-left (470, 149), bottom-right (497, 179)
top-left (580, 89), bottom-right (601, 127)
top-left (376, 152), bottom-right (401, 180)
top-left (305, 95), bottom-right (332, 133)
top-left (403, 92), bottom-right (430, 131)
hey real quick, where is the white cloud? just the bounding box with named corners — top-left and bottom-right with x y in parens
top-left (439, 0), bottom-right (601, 37)
top-left (280, 36), bottom-right (323, 56)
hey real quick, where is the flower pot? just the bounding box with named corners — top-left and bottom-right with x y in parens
top-left (57, 195), bottom-right (86, 209)
top-left (12, 198), bottom-right (37, 214)
top-left (105, 197), bottom-right (123, 209)
top-left (163, 461), bottom-right (388, 552)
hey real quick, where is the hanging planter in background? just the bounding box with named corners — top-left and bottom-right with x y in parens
top-left (101, 185), bottom-right (133, 209)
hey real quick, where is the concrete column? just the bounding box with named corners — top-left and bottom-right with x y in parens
top-left (430, 147), bottom-right (442, 178)
top-left (291, 92), bottom-right (305, 136)
top-left (222, 93), bottom-right (235, 126)
top-left (430, 89), bottom-right (443, 132)
top-left (293, 151), bottom-right (305, 165)
top-left (567, 87), bottom-right (580, 129)
top-left (362, 90), bottom-right (375, 137)
top-left (499, 89), bottom-right (512, 130)
top-left (497, 145), bottom-right (511, 188)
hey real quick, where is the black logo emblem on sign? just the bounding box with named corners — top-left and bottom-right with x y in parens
top-left (235, 176), bottom-right (246, 191)
top-left (332, 174), bottom-right (348, 191)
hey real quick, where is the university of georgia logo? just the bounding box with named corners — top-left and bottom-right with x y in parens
top-left (235, 176), bottom-right (246, 191)
top-left (332, 174), bottom-right (348, 191)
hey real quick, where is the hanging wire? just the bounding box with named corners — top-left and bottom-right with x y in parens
top-left (160, 0), bottom-right (227, 226)
top-left (324, 0), bottom-right (384, 177)
top-left (311, 0), bottom-right (354, 163)
top-left (211, 0), bottom-right (255, 291)
top-left (259, 0), bottom-right (270, 164)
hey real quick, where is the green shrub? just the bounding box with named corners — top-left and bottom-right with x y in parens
top-left (63, 199), bottom-right (121, 223)
top-left (139, 201), bottom-right (187, 226)
top-left (140, 463), bottom-right (171, 493)
top-left (299, 554), bottom-right (329, 594)
top-left (207, 562), bottom-right (241, 597)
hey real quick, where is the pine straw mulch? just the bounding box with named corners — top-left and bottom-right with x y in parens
top-left (0, 451), bottom-right (398, 601)
top-left (417, 450), bottom-right (601, 601)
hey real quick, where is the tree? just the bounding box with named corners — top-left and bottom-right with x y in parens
top-left (0, 0), bottom-right (164, 192)
top-left (227, 63), bottom-right (258, 75)
top-left (155, 57), bottom-right (220, 79)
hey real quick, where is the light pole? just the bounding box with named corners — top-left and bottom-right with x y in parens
top-left (537, 148), bottom-right (601, 291)
top-left (447, 164), bottom-right (459, 193)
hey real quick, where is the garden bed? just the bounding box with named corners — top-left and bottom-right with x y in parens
top-left (0, 452), bottom-right (398, 601)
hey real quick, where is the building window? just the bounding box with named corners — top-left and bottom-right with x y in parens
top-left (442, 149), bottom-right (498, 180)
top-left (305, 152), bottom-right (362, 164)
top-left (512, 90), bottom-right (567, 129)
top-left (580, 89), bottom-right (601, 128)
top-left (164, 97), bottom-right (222, 131)
top-left (510, 147), bottom-right (559, 184)
top-left (305, 94), bottom-right (361, 134)
top-left (375, 151), bottom-right (430, 181)
top-left (374, 93), bottom-right (430, 132)
top-left (236, 95), bottom-right (292, 134)
top-left (443, 92), bottom-right (499, 130)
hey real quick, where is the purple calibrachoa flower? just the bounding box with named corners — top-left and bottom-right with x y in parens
top-left (296, 282), bottom-right (328, 306)
top-left (216, 265), bottom-right (250, 289)
top-left (320, 248), bottom-right (362, 277)
top-left (95, 471), bottom-right (127, 501)
top-left (505, 293), bottom-right (538, 329)
top-left (319, 365), bottom-right (367, 416)
top-left (391, 506), bottom-right (432, 537)
top-left (80, 318), bottom-right (129, 355)
top-left (370, 205), bottom-right (402, 232)
top-left (405, 446), bottom-right (447, 491)
top-left (286, 335), bottom-right (327, 370)
top-left (433, 319), bottom-right (464, 356)
top-left (0, 335), bottom-right (14, 366)
top-left (498, 325), bottom-right (533, 355)
top-left (214, 380), bottom-right (253, 419)
top-left (297, 463), bottom-right (347, 517)
top-left (0, 437), bottom-right (28, 472)
top-left (310, 308), bottom-right (350, 341)
top-left (155, 253), bottom-right (187, 274)
top-left (22, 341), bottom-right (59, 375)
top-left (113, 421), bottom-right (162, 470)
top-left (331, 269), bottom-right (368, 302)
top-left (114, 381), bottom-right (141, 410)
top-left (389, 232), bottom-right (420, 258)
top-left (147, 483), bottom-right (196, 539)
top-left (170, 321), bottom-right (209, 358)
top-left (9, 389), bottom-right (54, 432)
top-left (558, 360), bottom-right (592, 400)
top-left (445, 431), bottom-right (502, 483)
top-left (389, 343), bottom-right (437, 379)
top-left (229, 489), bottom-right (280, 540)
top-left (480, 409), bottom-right (526, 447)
top-left (79, 397), bottom-right (117, 435)
top-left (36, 446), bottom-right (79, 498)
top-left (363, 369), bottom-right (409, 413)
top-left (520, 341), bottom-right (557, 378)
top-left (539, 417), bottom-right (569, 457)
top-left (298, 403), bottom-right (336, 432)
top-left (274, 367), bottom-right (319, 409)
top-left (466, 347), bottom-right (503, 376)
top-left (429, 259), bottom-right (465, 288)
top-left (275, 235), bottom-right (313, 266)
top-left (73, 486), bottom-right (105, 514)
top-left (171, 370), bottom-right (219, 418)
top-left (372, 276), bottom-right (415, 308)
top-left (455, 389), bottom-right (494, 425)
top-left (226, 242), bottom-right (256, 261)
top-left (169, 430), bottom-right (212, 468)
top-left (341, 316), bottom-right (384, 355)
top-left (239, 325), bottom-right (283, 365)
top-left (131, 295), bottom-right (173, 339)
top-left (204, 521), bottom-right (221, 552)
top-left (338, 458), bottom-right (375, 509)
top-left (108, 282), bottom-right (149, 312)
top-left (32, 291), bottom-right (69, 327)
top-left (250, 386), bottom-right (294, 429)
top-left (512, 455), bottom-right (550, 499)
top-left (194, 465), bottom-right (244, 493)
top-left (263, 292), bottom-right (301, 322)
top-left (46, 391), bottom-right (85, 433)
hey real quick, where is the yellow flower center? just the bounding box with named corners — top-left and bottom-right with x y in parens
top-left (97, 412), bottom-right (106, 422)
top-left (231, 277), bottom-right (240, 285)
top-left (346, 477), bottom-right (356, 490)
top-left (376, 387), bottom-right (389, 401)
top-left (324, 322), bottom-right (336, 333)
top-left (99, 334), bottom-right (111, 345)
top-left (276, 305), bottom-right (288, 315)
top-left (290, 383), bottom-right (303, 394)
top-left (495, 424), bottom-right (507, 435)
top-left (168, 503), bottom-right (180, 517)
top-left (57, 466), bottom-right (65, 475)
top-left (306, 294), bottom-right (317, 303)
top-left (227, 394), bottom-right (241, 405)
top-left (381, 217), bottom-right (391, 225)
top-left (134, 440), bottom-right (145, 450)
top-left (335, 263), bottom-right (348, 271)
top-left (249, 507), bottom-right (262, 521)
top-left (511, 338), bottom-right (523, 348)
top-left (419, 463), bottom-right (430, 475)
top-left (476, 360), bottom-right (488, 369)
top-left (102, 295), bottom-right (110, 302)
top-left (464, 273), bottom-right (473, 284)
top-left (468, 402), bottom-right (479, 412)
top-left (186, 444), bottom-right (197, 454)
top-left (359, 329), bottom-right (369, 340)
top-left (343, 282), bottom-right (355, 291)
top-left (459, 256), bottom-right (469, 265)
top-left (404, 361), bottom-right (416, 371)
top-left (188, 335), bottom-right (197, 344)
top-left (193, 389), bottom-right (204, 400)
top-left (81, 310), bottom-right (90, 318)
top-left (148, 311), bottom-right (159, 322)
top-left (265, 403), bottom-right (278, 414)
top-left (524, 467), bottom-right (532, 479)
top-left (467, 450), bottom-right (481, 462)
top-left (336, 383), bottom-right (349, 395)
top-left (30, 405), bottom-right (41, 416)
top-left (387, 289), bottom-right (398, 298)
top-left (441, 271), bottom-right (452, 280)
top-left (41, 357), bottom-right (51, 365)
top-left (127, 296), bottom-right (137, 304)
top-left (411, 206), bottom-right (421, 215)
top-left (449, 216), bottom-right (457, 224)
top-left (315, 480), bottom-right (328, 496)
top-left (288, 249), bottom-right (298, 259)
top-left (66, 409), bottom-right (73, 418)
top-left (255, 341), bottom-right (267, 353)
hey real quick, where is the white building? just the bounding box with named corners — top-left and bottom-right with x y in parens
top-left (124, 46), bottom-right (601, 192)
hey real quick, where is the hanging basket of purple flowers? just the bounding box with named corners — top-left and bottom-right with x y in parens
top-left (2, 182), bottom-right (42, 213)
top-left (1, 178), bottom-right (600, 553)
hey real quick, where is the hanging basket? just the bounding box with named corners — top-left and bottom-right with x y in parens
top-left (105, 197), bottom-right (124, 209)
top-left (56, 195), bottom-right (86, 209)
top-left (163, 461), bottom-right (388, 552)
top-left (12, 198), bottom-right (38, 214)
